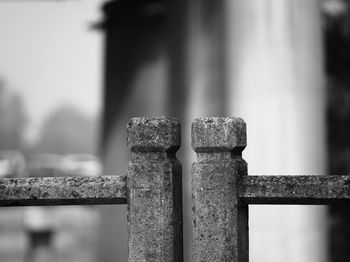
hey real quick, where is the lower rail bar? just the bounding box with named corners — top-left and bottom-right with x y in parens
top-left (0, 175), bottom-right (127, 206)
top-left (240, 175), bottom-right (350, 205)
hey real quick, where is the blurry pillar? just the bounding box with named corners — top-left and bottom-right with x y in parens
top-left (167, 4), bottom-right (190, 260)
top-left (226, 1), bottom-right (327, 262)
top-left (98, 1), bottom-right (168, 261)
top-left (179, 0), bottom-right (227, 262)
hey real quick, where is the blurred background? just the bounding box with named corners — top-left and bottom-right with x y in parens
top-left (0, 0), bottom-right (349, 261)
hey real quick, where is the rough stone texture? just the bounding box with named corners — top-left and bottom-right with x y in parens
top-left (191, 117), bottom-right (246, 153)
top-left (0, 176), bottom-right (127, 206)
top-left (127, 117), bottom-right (183, 262)
top-left (191, 117), bottom-right (248, 262)
top-left (240, 175), bottom-right (350, 205)
top-left (127, 116), bottom-right (181, 153)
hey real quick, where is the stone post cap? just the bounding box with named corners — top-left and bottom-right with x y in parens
top-left (127, 116), bottom-right (181, 152)
top-left (192, 117), bottom-right (246, 153)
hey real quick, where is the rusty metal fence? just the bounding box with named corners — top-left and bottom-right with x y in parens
top-left (0, 116), bottom-right (349, 261)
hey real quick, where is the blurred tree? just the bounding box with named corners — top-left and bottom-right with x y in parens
top-left (322, 1), bottom-right (350, 261)
top-left (0, 78), bottom-right (27, 150)
top-left (33, 105), bottom-right (98, 155)
top-left (322, 0), bottom-right (350, 76)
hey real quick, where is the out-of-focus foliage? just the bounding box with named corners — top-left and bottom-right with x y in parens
top-left (323, 1), bottom-right (350, 260)
top-left (32, 105), bottom-right (99, 155)
top-left (0, 78), bottom-right (27, 150)
top-left (0, 150), bottom-right (26, 178)
top-left (323, 0), bottom-right (350, 173)
top-left (322, 0), bottom-right (350, 75)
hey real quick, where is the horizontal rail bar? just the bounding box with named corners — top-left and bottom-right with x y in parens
top-left (0, 175), bottom-right (127, 206)
top-left (240, 175), bottom-right (350, 205)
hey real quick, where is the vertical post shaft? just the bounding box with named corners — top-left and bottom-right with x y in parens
top-left (127, 117), bottom-right (183, 262)
top-left (192, 117), bottom-right (248, 262)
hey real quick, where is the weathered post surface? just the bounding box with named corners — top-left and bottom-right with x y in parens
top-left (127, 116), bottom-right (183, 262)
top-left (192, 117), bottom-right (248, 262)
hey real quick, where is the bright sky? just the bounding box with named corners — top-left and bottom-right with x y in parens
top-left (0, 0), bottom-right (106, 142)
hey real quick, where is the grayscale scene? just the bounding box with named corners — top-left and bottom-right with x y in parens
top-left (0, 0), bottom-right (349, 262)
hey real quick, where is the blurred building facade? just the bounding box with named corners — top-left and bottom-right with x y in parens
top-left (99, 0), bottom-right (329, 262)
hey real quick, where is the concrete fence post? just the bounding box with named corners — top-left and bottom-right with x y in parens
top-left (191, 117), bottom-right (248, 262)
top-left (127, 116), bottom-right (183, 262)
